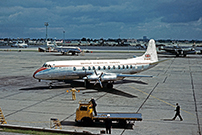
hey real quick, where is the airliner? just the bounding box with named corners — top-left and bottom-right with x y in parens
top-left (160, 45), bottom-right (198, 57)
top-left (33, 39), bottom-right (159, 88)
top-left (38, 40), bottom-right (82, 55)
top-left (11, 41), bottom-right (28, 48)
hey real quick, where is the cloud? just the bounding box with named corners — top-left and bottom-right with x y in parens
top-left (156, 0), bottom-right (202, 23)
top-left (0, 0), bottom-right (202, 39)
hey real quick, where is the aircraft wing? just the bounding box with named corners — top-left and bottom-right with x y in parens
top-left (86, 72), bottom-right (153, 81)
top-left (117, 74), bottom-right (153, 78)
top-left (85, 72), bottom-right (153, 88)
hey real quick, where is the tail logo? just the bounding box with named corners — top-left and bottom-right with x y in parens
top-left (144, 54), bottom-right (151, 60)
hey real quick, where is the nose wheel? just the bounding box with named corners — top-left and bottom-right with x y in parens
top-left (49, 82), bottom-right (53, 89)
top-left (84, 80), bottom-right (90, 89)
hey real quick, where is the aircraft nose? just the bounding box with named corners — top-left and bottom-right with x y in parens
top-left (33, 67), bottom-right (47, 79)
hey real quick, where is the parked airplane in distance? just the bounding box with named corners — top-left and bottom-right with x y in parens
top-left (55, 46), bottom-right (82, 55)
top-left (11, 41), bottom-right (28, 48)
top-left (33, 39), bottom-right (159, 89)
top-left (38, 41), bottom-right (82, 55)
top-left (159, 45), bottom-right (199, 57)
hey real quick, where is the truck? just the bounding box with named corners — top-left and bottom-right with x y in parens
top-left (75, 100), bottom-right (142, 127)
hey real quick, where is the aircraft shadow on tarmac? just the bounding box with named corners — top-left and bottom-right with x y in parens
top-left (82, 87), bottom-right (137, 98)
top-left (19, 79), bottom-right (144, 98)
top-left (162, 119), bottom-right (175, 121)
top-left (44, 53), bottom-right (79, 56)
top-left (60, 120), bottom-right (134, 129)
top-left (19, 85), bottom-right (71, 90)
top-left (115, 79), bottom-right (148, 85)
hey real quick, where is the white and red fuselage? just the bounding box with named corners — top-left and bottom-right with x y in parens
top-left (33, 39), bottom-right (158, 88)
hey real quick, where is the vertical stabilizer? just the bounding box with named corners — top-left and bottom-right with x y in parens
top-left (142, 39), bottom-right (158, 62)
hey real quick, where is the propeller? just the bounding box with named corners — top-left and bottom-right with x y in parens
top-left (93, 70), bottom-right (104, 88)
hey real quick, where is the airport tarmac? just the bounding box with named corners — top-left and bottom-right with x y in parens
top-left (0, 49), bottom-right (202, 135)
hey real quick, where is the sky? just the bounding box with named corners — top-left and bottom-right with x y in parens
top-left (1, 0), bottom-right (202, 40)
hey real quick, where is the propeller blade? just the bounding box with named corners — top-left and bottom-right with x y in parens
top-left (98, 79), bottom-right (103, 88)
top-left (94, 69), bottom-right (98, 76)
top-left (99, 72), bottom-right (104, 78)
top-left (94, 80), bottom-right (99, 86)
top-left (94, 78), bottom-right (103, 88)
top-left (94, 72), bottom-right (104, 88)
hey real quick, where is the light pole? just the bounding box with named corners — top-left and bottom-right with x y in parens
top-left (63, 31), bottom-right (65, 45)
top-left (44, 22), bottom-right (49, 42)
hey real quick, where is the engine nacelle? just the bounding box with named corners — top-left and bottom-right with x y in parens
top-left (100, 73), bottom-right (117, 81)
top-left (86, 73), bottom-right (117, 81)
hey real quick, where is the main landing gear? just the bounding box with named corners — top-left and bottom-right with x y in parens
top-left (102, 82), bottom-right (113, 89)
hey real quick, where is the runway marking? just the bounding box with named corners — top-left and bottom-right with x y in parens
top-left (7, 120), bottom-right (49, 123)
top-left (136, 83), bottom-right (159, 113)
top-left (189, 68), bottom-right (201, 135)
top-left (5, 92), bottom-right (66, 117)
top-left (129, 86), bottom-right (195, 116)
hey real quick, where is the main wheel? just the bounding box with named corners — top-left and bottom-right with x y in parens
top-left (118, 120), bottom-right (127, 127)
top-left (81, 117), bottom-right (93, 126)
top-left (107, 83), bottom-right (113, 88)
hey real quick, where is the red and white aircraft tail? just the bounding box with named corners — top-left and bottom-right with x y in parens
top-left (139, 39), bottom-right (158, 62)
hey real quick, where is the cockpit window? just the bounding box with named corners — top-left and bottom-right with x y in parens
top-left (42, 64), bottom-right (47, 67)
top-left (42, 64), bottom-right (52, 68)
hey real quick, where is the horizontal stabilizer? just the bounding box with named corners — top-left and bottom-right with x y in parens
top-left (149, 58), bottom-right (172, 65)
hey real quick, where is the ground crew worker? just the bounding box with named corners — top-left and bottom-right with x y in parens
top-left (70, 87), bottom-right (78, 100)
top-left (172, 103), bottom-right (183, 121)
top-left (105, 114), bottom-right (112, 134)
top-left (90, 97), bottom-right (97, 116)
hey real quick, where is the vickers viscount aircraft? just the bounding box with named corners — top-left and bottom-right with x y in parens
top-left (33, 39), bottom-right (159, 89)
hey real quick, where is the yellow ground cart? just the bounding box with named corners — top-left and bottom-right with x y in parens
top-left (75, 100), bottom-right (142, 127)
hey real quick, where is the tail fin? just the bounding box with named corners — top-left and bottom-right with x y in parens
top-left (142, 39), bottom-right (158, 62)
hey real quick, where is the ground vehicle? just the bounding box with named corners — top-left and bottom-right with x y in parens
top-left (75, 100), bottom-right (142, 127)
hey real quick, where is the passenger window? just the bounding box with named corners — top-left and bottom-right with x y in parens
top-left (118, 65), bottom-right (120, 69)
top-left (108, 66), bottom-right (110, 70)
top-left (82, 67), bottom-right (86, 70)
top-left (122, 65), bottom-right (125, 69)
top-left (103, 66), bottom-right (106, 70)
top-left (93, 66), bottom-right (95, 70)
top-left (130, 65), bottom-right (133, 69)
top-left (113, 65), bottom-right (116, 69)
top-left (73, 67), bottom-right (76, 71)
top-left (126, 65), bottom-right (129, 69)
top-left (98, 66), bottom-right (101, 70)
top-left (88, 67), bottom-right (91, 70)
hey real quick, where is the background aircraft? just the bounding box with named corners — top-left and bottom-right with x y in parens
top-left (55, 46), bottom-right (82, 55)
top-left (33, 39), bottom-right (159, 89)
top-left (11, 41), bottom-right (28, 48)
top-left (38, 40), bottom-right (82, 55)
top-left (159, 45), bottom-right (199, 57)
